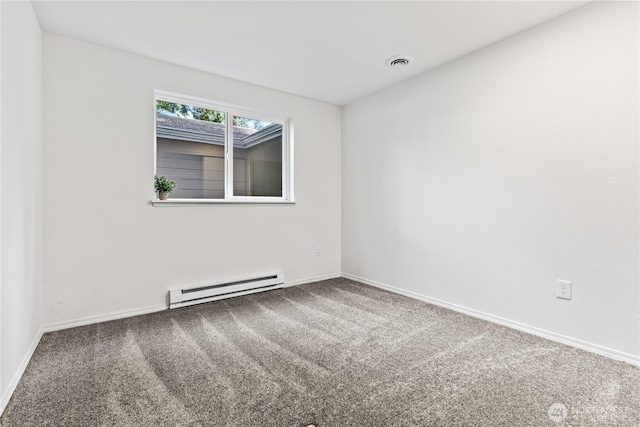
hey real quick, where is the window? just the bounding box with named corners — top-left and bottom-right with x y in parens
top-left (154, 91), bottom-right (293, 203)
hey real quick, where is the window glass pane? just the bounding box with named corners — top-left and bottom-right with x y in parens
top-left (232, 116), bottom-right (283, 197)
top-left (156, 101), bottom-right (226, 199)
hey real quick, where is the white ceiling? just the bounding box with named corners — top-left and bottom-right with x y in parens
top-left (32, 1), bottom-right (589, 106)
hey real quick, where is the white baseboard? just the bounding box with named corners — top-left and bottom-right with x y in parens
top-left (285, 272), bottom-right (342, 287)
top-left (342, 273), bottom-right (640, 367)
top-left (43, 271), bottom-right (638, 368)
top-left (0, 328), bottom-right (44, 416)
top-left (43, 273), bottom-right (342, 333)
top-left (5, 271), bottom-right (636, 419)
top-left (43, 304), bottom-right (167, 333)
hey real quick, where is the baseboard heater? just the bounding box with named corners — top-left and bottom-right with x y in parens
top-left (168, 272), bottom-right (285, 309)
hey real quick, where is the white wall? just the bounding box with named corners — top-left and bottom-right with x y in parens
top-left (343, 2), bottom-right (639, 360)
top-left (0, 0), bottom-right (43, 410)
top-left (43, 34), bottom-right (342, 328)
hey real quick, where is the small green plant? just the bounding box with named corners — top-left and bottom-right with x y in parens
top-left (154, 175), bottom-right (176, 193)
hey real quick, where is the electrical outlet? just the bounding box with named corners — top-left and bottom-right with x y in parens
top-left (315, 246), bottom-right (321, 256)
top-left (556, 280), bottom-right (572, 300)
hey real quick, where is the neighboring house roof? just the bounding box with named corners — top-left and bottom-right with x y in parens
top-left (156, 113), bottom-right (281, 148)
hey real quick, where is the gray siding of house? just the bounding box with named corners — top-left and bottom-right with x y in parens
top-left (157, 136), bottom-right (281, 198)
top-left (235, 136), bottom-right (282, 197)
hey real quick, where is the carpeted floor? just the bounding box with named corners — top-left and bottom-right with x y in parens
top-left (1, 278), bottom-right (638, 426)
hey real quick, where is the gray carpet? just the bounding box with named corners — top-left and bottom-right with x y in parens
top-left (1, 278), bottom-right (639, 426)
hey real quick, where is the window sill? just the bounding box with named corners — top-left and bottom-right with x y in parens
top-left (151, 198), bottom-right (295, 207)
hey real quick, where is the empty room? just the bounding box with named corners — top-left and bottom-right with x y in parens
top-left (1, 0), bottom-right (638, 426)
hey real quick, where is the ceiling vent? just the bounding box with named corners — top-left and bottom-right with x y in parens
top-left (386, 55), bottom-right (414, 69)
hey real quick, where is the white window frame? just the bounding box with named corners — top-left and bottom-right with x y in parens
top-left (152, 90), bottom-right (294, 205)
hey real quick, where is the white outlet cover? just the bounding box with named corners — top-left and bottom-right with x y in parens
top-left (556, 280), bottom-right (572, 300)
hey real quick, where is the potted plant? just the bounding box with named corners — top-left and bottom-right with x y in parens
top-left (154, 175), bottom-right (176, 200)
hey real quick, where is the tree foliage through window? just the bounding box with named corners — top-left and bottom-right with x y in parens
top-left (156, 101), bottom-right (267, 130)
